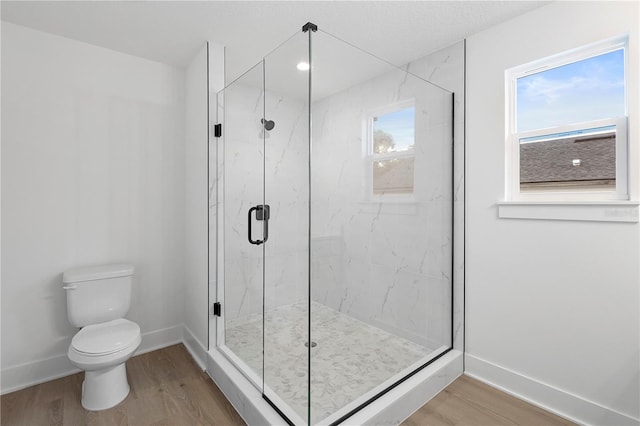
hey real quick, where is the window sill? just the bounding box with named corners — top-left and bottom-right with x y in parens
top-left (498, 201), bottom-right (639, 223)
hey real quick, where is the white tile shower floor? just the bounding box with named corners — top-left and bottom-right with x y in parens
top-left (225, 301), bottom-right (442, 424)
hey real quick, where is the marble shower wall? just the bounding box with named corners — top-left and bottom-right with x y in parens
top-left (217, 78), bottom-right (309, 322)
top-left (214, 41), bottom-right (465, 351)
top-left (310, 44), bottom-right (462, 349)
top-left (405, 42), bottom-right (466, 351)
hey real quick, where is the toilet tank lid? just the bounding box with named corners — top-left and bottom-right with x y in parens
top-left (63, 264), bottom-right (134, 283)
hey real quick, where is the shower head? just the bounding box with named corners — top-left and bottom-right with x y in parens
top-left (261, 118), bottom-right (275, 131)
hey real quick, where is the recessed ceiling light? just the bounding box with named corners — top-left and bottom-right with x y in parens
top-left (297, 62), bottom-right (310, 71)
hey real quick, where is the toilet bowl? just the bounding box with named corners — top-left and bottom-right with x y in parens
top-left (63, 264), bottom-right (140, 411)
top-left (67, 318), bottom-right (141, 410)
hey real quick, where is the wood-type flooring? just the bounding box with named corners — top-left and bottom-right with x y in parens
top-left (1, 344), bottom-right (575, 426)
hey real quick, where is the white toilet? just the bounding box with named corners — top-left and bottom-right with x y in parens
top-left (63, 264), bottom-right (141, 411)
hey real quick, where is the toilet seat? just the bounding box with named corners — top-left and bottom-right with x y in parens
top-left (72, 318), bottom-right (140, 356)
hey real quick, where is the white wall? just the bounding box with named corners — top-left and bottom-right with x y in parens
top-left (184, 43), bottom-right (209, 362)
top-left (465, 2), bottom-right (639, 425)
top-left (1, 22), bottom-right (186, 393)
top-left (0, 17), bottom-right (3, 383)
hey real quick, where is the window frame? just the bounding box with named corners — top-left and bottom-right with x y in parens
top-left (365, 99), bottom-right (416, 201)
top-left (505, 35), bottom-right (629, 202)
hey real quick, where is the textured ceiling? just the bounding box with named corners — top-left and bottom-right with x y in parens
top-left (1, 1), bottom-right (549, 83)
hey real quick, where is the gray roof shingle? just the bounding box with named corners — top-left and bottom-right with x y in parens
top-left (520, 134), bottom-right (615, 184)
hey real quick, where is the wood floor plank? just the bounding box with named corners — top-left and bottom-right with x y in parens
top-left (1, 386), bottom-right (29, 425)
top-left (1, 344), bottom-right (246, 426)
top-left (448, 376), bottom-right (574, 425)
top-left (403, 375), bottom-right (575, 426)
top-left (19, 379), bottom-right (64, 426)
top-left (2, 345), bottom-right (574, 426)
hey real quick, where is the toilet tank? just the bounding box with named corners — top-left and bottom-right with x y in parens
top-left (63, 264), bottom-right (134, 328)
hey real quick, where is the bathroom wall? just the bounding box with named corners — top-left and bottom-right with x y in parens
top-left (465, 2), bottom-right (639, 425)
top-left (184, 43), bottom-right (209, 363)
top-left (184, 41), bottom-right (224, 364)
top-left (1, 22), bottom-right (186, 393)
top-left (310, 42), bottom-right (462, 349)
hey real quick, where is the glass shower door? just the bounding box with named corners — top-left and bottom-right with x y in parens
top-left (262, 30), bottom-right (311, 425)
top-left (308, 29), bottom-right (453, 424)
top-left (218, 62), bottom-right (266, 387)
top-left (217, 30), bottom-right (312, 424)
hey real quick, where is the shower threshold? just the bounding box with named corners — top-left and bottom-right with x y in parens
top-left (218, 301), bottom-right (455, 425)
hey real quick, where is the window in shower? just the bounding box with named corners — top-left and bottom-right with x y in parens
top-left (368, 101), bottom-right (416, 196)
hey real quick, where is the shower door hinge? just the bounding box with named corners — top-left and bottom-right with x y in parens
top-left (213, 302), bottom-right (221, 317)
top-left (213, 123), bottom-right (222, 138)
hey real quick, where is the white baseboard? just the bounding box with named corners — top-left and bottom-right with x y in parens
top-left (206, 347), bottom-right (285, 426)
top-left (1, 324), bottom-right (183, 395)
top-left (134, 324), bottom-right (183, 356)
top-left (182, 325), bottom-right (208, 371)
top-left (465, 353), bottom-right (640, 426)
top-left (0, 352), bottom-right (80, 396)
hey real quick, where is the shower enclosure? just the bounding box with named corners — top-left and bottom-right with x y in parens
top-left (211, 23), bottom-right (453, 425)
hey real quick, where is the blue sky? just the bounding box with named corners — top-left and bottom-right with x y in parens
top-left (374, 106), bottom-right (415, 151)
top-left (517, 49), bottom-right (625, 132)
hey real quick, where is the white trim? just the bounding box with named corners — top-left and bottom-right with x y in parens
top-left (206, 346), bottom-right (462, 426)
top-left (0, 324), bottom-right (183, 395)
top-left (508, 35), bottom-right (628, 81)
top-left (0, 353), bottom-right (79, 396)
top-left (516, 118), bottom-right (620, 141)
top-left (465, 353), bottom-right (640, 426)
top-left (134, 325), bottom-right (183, 356)
top-left (182, 325), bottom-right (208, 371)
top-left (333, 350), bottom-right (462, 425)
top-left (497, 201), bottom-right (639, 222)
top-left (205, 347), bottom-right (285, 426)
top-left (317, 346), bottom-right (451, 425)
top-left (217, 344), bottom-right (263, 391)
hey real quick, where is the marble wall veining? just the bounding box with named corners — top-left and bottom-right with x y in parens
top-left (215, 41), bottom-right (464, 349)
top-left (310, 57), bottom-right (454, 349)
top-left (209, 36), bottom-right (466, 425)
top-left (217, 78), bottom-right (309, 322)
top-left (405, 42), bottom-right (465, 351)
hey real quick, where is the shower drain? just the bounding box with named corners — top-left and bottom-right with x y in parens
top-left (304, 341), bottom-right (318, 348)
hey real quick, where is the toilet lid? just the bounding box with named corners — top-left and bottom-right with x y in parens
top-left (72, 318), bottom-right (140, 356)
